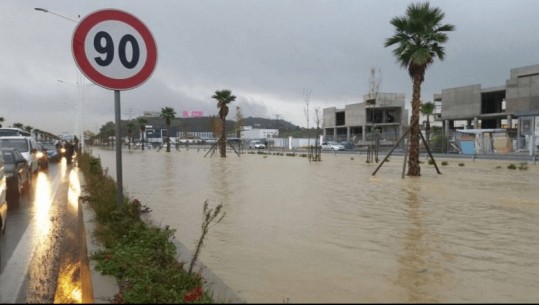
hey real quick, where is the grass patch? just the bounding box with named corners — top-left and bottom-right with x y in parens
top-left (78, 152), bottom-right (212, 303)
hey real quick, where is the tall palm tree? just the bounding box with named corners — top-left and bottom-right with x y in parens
top-left (137, 117), bottom-right (148, 150)
top-left (0, 117), bottom-right (4, 128)
top-left (211, 89), bottom-right (236, 157)
top-left (385, 2), bottom-right (454, 176)
top-left (420, 101), bottom-right (435, 142)
top-left (160, 107), bottom-right (176, 152)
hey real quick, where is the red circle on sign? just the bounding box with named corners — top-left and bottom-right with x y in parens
top-left (72, 9), bottom-right (157, 90)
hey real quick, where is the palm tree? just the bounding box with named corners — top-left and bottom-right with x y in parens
top-left (160, 107), bottom-right (176, 152)
top-left (385, 2), bottom-right (454, 176)
top-left (137, 117), bottom-right (148, 150)
top-left (420, 101), bottom-right (435, 142)
top-left (0, 117), bottom-right (4, 128)
top-left (13, 122), bottom-right (23, 129)
top-left (211, 89), bottom-right (236, 157)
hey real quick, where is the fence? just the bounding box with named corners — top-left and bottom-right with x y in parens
top-left (269, 129), bottom-right (533, 155)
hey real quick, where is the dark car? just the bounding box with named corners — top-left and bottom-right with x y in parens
top-left (2, 147), bottom-right (31, 201)
top-left (36, 142), bottom-right (49, 169)
top-left (41, 142), bottom-right (59, 164)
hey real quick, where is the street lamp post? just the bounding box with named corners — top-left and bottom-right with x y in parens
top-left (34, 8), bottom-right (78, 22)
top-left (57, 79), bottom-right (85, 149)
top-left (35, 7), bottom-right (86, 152)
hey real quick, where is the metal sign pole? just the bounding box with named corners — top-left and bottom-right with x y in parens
top-left (114, 90), bottom-right (124, 205)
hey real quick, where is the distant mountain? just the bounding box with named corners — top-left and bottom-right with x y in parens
top-left (242, 116), bottom-right (302, 131)
top-left (121, 116), bottom-right (303, 133)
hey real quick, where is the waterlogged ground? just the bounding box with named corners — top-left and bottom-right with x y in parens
top-left (92, 146), bottom-right (539, 303)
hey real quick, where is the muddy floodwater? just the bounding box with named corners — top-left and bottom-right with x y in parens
top-left (91, 146), bottom-right (539, 303)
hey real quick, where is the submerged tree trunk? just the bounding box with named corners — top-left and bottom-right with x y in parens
top-left (220, 117), bottom-right (226, 157)
top-left (407, 73), bottom-right (423, 176)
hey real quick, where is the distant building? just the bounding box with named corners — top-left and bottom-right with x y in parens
top-left (322, 92), bottom-right (409, 144)
top-left (434, 64), bottom-right (539, 130)
top-left (240, 126), bottom-right (279, 139)
top-left (434, 64), bottom-right (539, 153)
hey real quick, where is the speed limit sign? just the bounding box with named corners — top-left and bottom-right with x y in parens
top-left (72, 9), bottom-right (158, 90)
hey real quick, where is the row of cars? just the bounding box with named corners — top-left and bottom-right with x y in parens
top-left (246, 140), bottom-right (349, 151)
top-left (0, 128), bottom-right (63, 233)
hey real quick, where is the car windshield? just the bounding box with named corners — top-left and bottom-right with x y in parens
top-left (43, 143), bottom-right (56, 150)
top-left (0, 139), bottom-right (29, 152)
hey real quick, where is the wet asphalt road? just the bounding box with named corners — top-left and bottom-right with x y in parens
top-left (0, 157), bottom-right (88, 303)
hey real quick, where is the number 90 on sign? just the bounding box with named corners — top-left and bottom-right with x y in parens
top-left (86, 21), bottom-right (146, 78)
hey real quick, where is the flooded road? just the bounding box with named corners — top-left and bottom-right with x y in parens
top-left (0, 158), bottom-right (85, 303)
top-left (92, 146), bottom-right (539, 303)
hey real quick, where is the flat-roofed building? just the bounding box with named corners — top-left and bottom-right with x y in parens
top-left (322, 93), bottom-right (408, 145)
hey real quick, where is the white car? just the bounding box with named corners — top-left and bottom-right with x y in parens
top-left (321, 141), bottom-right (345, 151)
top-left (0, 136), bottom-right (39, 174)
top-left (249, 140), bottom-right (266, 149)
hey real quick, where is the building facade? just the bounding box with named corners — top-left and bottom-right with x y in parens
top-left (240, 126), bottom-right (279, 139)
top-left (322, 93), bottom-right (408, 144)
top-left (435, 64), bottom-right (539, 153)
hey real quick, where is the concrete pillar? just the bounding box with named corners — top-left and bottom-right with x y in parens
top-left (346, 126), bottom-right (350, 142)
top-left (473, 117), bottom-right (478, 129)
top-left (288, 136), bottom-right (293, 150)
top-left (444, 120), bottom-right (450, 136)
top-left (333, 128), bottom-right (337, 141)
top-left (507, 114), bottom-right (513, 128)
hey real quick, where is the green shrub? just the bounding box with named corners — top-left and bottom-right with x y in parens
top-left (79, 152), bottom-right (211, 303)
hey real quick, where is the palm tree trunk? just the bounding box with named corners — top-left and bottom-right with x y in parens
top-left (425, 115), bottom-right (431, 143)
top-left (407, 75), bottom-right (423, 176)
top-left (141, 133), bottom-right (145, 151)
top-left (220, 117), bottom-right (226, 157)
top-left (166, 123), bottom-right (171, 152)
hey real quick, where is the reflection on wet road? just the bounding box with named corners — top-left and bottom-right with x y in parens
top-left (0, 157), bottom-right (83, 303)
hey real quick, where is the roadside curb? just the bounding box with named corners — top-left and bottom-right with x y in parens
top-left (79, 172), bottom-right (119, 304)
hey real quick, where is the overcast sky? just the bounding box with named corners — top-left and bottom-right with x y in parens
top-left (1, 0), bottom-right (538, 136)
